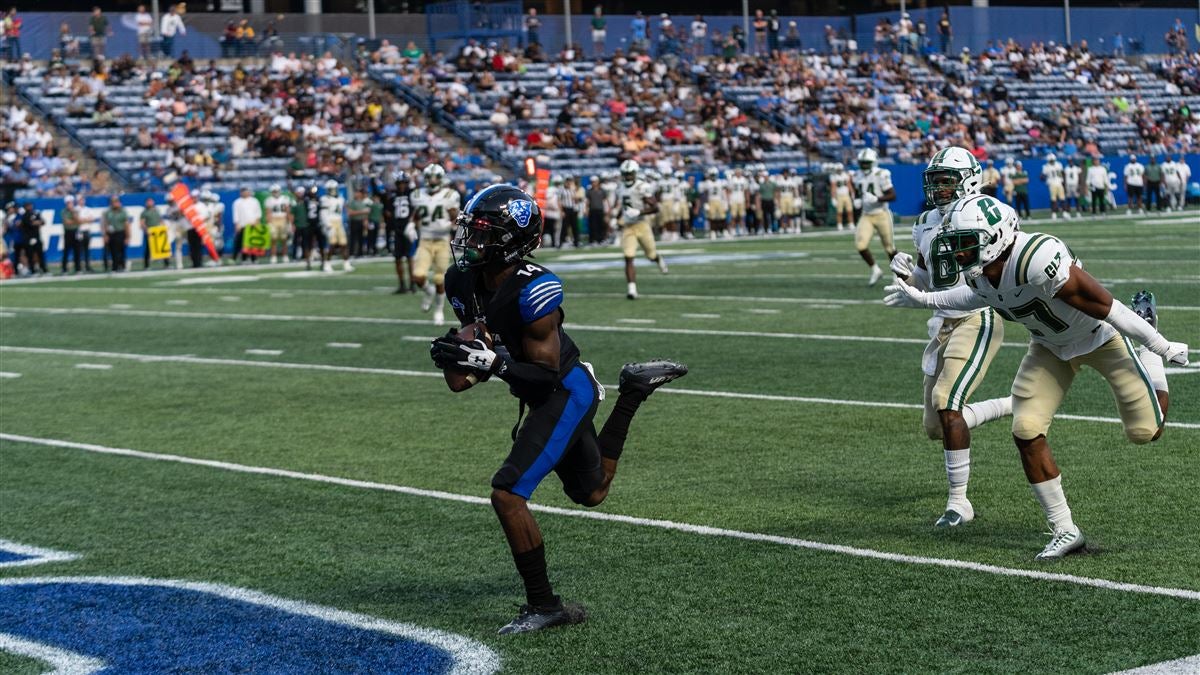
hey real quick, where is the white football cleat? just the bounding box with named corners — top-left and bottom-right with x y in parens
top-left (656, 256), bottom-right (668, 274)
top-left (433, 308), bottom-right (445, 325)
top-left (343, 260), bottom-right (354, 272)
top-left (322, 262), bottom-right (334, 273)
top-left (1035, 525), bottom-right (1085, 561)
top-left (867, 265), bottom-right (883, 287)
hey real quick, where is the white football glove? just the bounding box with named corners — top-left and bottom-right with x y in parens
top-left (1159, 341), bottom-right (1190, 367)
top-left (622, 206), bottom-right (642, 225)
top-left (883, 278), bottom-right (929, 309)
top-left (889, 251), bottom-right (916, 279)
top-left (861, 192), bottom-right (879, 207)
top-left (403, 222), bottom-right (418, 241)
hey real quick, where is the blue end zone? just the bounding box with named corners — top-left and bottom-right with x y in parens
top-left (0, 550), bottom-right (35, 565)
top-left (0, 581), bottom-right (462, 674)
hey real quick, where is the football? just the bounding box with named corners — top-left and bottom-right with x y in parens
top-left (443, 322), bottom-right (494, 392)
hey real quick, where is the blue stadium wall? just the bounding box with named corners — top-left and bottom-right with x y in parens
top-left (14, 153), bottom-right (1198, 265)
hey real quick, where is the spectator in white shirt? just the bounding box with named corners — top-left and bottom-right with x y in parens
top-left (159, 4), bottom-right (185, 58)
top-left (135, 5), bottom-right (154, 60)
top-left (1086, 158), bottom-right (1109, 214)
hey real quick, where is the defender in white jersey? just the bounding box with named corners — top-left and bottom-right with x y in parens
top-left (885, 194), bottom-right (1189, 560)
top-left (1041, 153), bottom-right (1068, 219)
top-left (1123, 155), bottom-right (1145, 214)
top-left (616, 160), bottom-right (668, 299)
top-left (319, 180), bottom-right (351, 272)
top-left (852, 148), bottom-right (897, 286)
top-left (264, 184), bottom-right (293, 263)
top-left (890, 147), bottom-right (1013, 528)
top-left (411, 163), bottom-right (461, 324)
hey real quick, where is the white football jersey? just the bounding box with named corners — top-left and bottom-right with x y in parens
top-left (699, 178), bottom-right (726, 203)
top-left (1162, 161), bottom-right (1182, 185)
top-left (411, 186), bottom-right (460, 239)
top-left (966, 231), bottom-right (1115, 360)
top-left (672, 177), bottom-right (688, 202)
top-left (1123, 162), bottom-right (1144, 187)
top-left (1064, 165), bottom-right (1082, 191)
top-left (912, 209), bottom-right (975, 320)
top-left (1000, 166), bottom-right (1017, 187)
top-left (1041, 162), bottom-right (1064, 186)
top-left (853, 167), bottom-right (893, 212)
top-left (616, 179), bottom-right (656, 219)
top-left (265, 195), bottom-right (291, 220)
top-left (727, 175), bottom-right (748, 205)
top-left (830, 171), bottom-right (852, 196)
top-left (319, 195), bottom-right (344, 221)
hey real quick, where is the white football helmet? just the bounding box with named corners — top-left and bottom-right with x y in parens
top-left (270, 184), bottom-right (281, 194)
top-left (931, 194), bottom-right (1019, 287)
top-left (324, 179), bottom-right (338, 193)
top-left (923, 146), bottom-right (983, 213)
top-left (620, 159), bottom-right (639, 186)
top-left (1005, 157), bottom-right (1015, 167)
top-left (1046, 153), bottom-right (1058, 163)
top-left (423, 163), bottom-right (446, 189)
top-left (705, 167), bottom-right (719, 180)
top-left (856, 148), bottom-right (879, 171)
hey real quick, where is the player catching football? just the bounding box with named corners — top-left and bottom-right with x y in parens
top-left (884, 194), bottom-right (1189, 560)
top-left (429, 184), bottom-right (688, 634)
top-left (891, 146), bottom-right (1014, 529)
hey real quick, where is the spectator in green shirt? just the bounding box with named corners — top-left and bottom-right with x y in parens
top-left (401, 40), bottom-right (423, 59)
top-left (140, 197), bottom-right (167, 270)
top-left (88, 7), bottom-right (111, 60)
top-left (103, 196), bottom-right (129, 272)
top-left (1145, 156), bottom-right (1164, 211)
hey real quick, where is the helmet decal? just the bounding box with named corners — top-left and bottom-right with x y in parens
top-left (508, 199), bottom-right (534, 229)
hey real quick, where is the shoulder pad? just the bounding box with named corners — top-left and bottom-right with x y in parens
top-left (518, 270), bottom-right (564, 323)
top-left (1015, 233), bottom-right (1070, 290)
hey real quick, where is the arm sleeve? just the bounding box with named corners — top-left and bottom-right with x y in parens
top-left (494, 358), bottom-right (560, 397)
top-left (1105, 301), bottom-right (1171, 353)
top-left (924, 284), bottom-right (988, 311)
top-left (519, 273), bottom-right (564, 324)
top-left (909, 264), bottom-right (931, 291)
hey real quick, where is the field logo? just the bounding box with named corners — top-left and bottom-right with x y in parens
top-left (0, 577), bottom-right (500, 675)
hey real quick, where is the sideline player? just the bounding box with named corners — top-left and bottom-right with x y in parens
top-left (830, 162), bottom-right (854, 232)
top-left (1041, 153), bottom-right (1068, 219)
top-left (885, 195), bottom-right (1189, 560)
top-left (264, 184), bottom-right (292, 264)
top-left (727, 167), bottom-right (749, 236)
top-left (320, 180), bottom-right (352, 272)
top-left (852, 148), bottom-right (897, 286)
top-left (385, 173), bottom-right (416, 293)
top-left (411, 163), bottom-right (461, 324)
top-left (891, 147), bottom-right (1013, 528)
top-left (431, 184), bottom-right (687, 634)
top-left (1064, 158), bottom-right (1083, 216)
top-left (700, 167), bottom-right (729, 239)
top-left (295, 185), bottom-right (328, 272)
top-left (616, 160), bottom-right (668, 300)
top-left (1123, 155), bottom-right (1145, 215)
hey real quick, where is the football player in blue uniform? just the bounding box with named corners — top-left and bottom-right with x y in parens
top-left (429, 184), bottom-right (688, 635)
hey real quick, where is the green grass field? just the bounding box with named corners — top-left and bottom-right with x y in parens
top-left (1, 213), bottom-right (1198, 673)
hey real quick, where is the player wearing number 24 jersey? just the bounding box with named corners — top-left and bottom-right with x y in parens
top-left (410, 164), bottom-right (462, 325)
top-left (885, 193), bottom-right (1189, 561)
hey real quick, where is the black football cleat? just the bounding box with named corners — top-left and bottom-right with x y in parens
top-left (618, 359), bottom-right (689, 396)
top-left (1131, 290), bottom-right (1157, 329)
top-left (497, 602), bottom-right (587, 635)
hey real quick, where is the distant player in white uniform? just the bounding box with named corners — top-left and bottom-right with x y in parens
top-left (885, 195), bottom-right (1189, 561)
top-left (999, 157), bottom-right (1017, 205)
top-left (320, 180), bottom-right (351, 272)
top-left (829, 162), bottom-right (854, 232)
top-left (264, 184), bottom-right (293, 263)
top-left (1164, 155), bottom-right (1189, 211)
top-left (201, 190), bottom-right (224, 264)
top-left (1041, 153), bottom-right (1068, 219)
top-left (410, 163), bottom-right (461, 325)
top-left (727, 168), bottom-right (749, 235)
top-left (852, 148), bottom-right (897, 286)
top-left (699, 167), bottom-right (729, 239)
top-left (616, 160), bottom-right (668, 300)
top-left (1063, 158), bottom-right (1083, 215)
top-left (890, 146), bottom-right (1014, 528)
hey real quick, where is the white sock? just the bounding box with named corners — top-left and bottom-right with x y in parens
top-left (945, 448), bottom-right (970, 505)
top-left (424, 281), bottom-right (436, 297)
top-left (962, 396), bottom-right (1013, 429)
top-left (434, 291), bottom-right (444, 308)
top-left (870, 264), bottom-right (881, 273)
top-left (1136, 346), bottom-right (1168, 393)
top-left (627, 282), bottom-right (637, 296)
top-left (1030, 475), bottom-right (1075, 532)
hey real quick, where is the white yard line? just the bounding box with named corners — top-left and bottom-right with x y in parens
top-left (2, 346), bottom-right (1197, 430)
top-left (244, 349), bottom-right (283, 356)
top-left (2, 431), bottom-right (1199, 608)
top-left (73, 364), bottom-right (112, 370)
top-left (326, 342), bottom-right (362, 349)
top-left (0, 372), bottom-right (21, 379)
